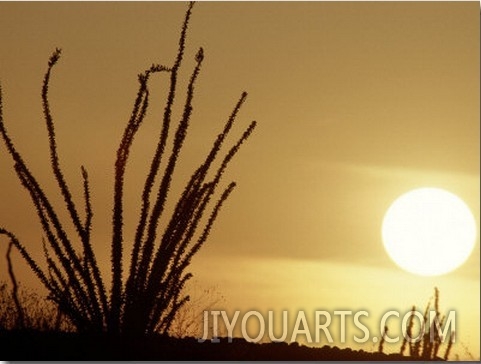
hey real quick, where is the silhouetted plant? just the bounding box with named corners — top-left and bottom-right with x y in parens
top-left (0, 1), bottom-right (256, 335)
top-left (377, 325), bottom-right (388, 354)
top-left (399, 287), bottom-right (454, 360)
top-left (6, 241), bottom-right (24, 329)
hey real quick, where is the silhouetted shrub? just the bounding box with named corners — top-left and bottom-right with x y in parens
top-left (0, 1), bottom-right (256, 335)
top-left (399, 287), bottom-right (454, 360)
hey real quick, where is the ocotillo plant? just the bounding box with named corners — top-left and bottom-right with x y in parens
top-left (0, 1), bottom-right (256, 335)
top-left (399, 287), bottom-right (455, 360)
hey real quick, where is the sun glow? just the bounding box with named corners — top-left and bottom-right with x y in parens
top-left (382, 187), bottom-right (477, 276)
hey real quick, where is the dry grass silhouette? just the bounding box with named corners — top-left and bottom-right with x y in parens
top-left (0, 1), bottom-right (256, 335)
top-left (0, 281), bottom-right (73, 332)
top-left (0, 279), bottom-right (220, 338)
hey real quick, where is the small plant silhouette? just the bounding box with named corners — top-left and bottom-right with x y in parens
top-left (399, 287), bottom-right (455, 360)
top-left (0, 1), bottom-right (256, 335)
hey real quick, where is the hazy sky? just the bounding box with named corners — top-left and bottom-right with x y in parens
top-left (0, 1), bottom-right (479, 359)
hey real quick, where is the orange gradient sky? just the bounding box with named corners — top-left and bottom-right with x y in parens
top-left (0, 2), bottom-right (479, 360)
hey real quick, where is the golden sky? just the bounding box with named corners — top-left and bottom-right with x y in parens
top-left (0, 1), bottom-right (479, 360)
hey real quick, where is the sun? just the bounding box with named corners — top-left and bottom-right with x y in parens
top-left (382, 187), bottom-right (477, 276)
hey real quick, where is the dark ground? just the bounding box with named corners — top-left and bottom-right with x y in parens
top-left (0, 330), bottom-right (444, 360)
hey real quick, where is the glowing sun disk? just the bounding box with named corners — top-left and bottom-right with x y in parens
top-left (382, 187), bottom-right (477, 276)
